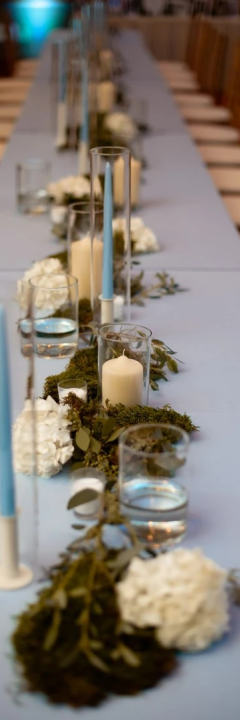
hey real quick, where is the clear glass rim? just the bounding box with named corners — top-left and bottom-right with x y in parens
top-left (29, 273), bottom-right (78, 290)
top-left (71, 467), bottom-right (106, 483)
top-left (98, 323), bottom-right (152, 341)
top-left (17, 158), bottom-right (51, 170)
top-left (69, 201), bottom-right (103, 215)
top-left (119, 423), bottom-right (190, 457)
top-left (58, 378), bottom-right (87, 389)
top-left (90, 146), bottom-right (131, 158)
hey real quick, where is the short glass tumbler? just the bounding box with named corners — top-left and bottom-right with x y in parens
top-left (16, 159), bottom-right (50, 215)
top-left (58, 378), bottom-right (87, 403)
top-left (30, 273), bottom-right (78, 358)
top-left (98, 323), bottom-right (152, 407)
top-left (118, 423), bottom-right (190, 550)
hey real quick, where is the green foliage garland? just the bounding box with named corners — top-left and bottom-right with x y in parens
top-left (43, 346), bottom-right (197, 480)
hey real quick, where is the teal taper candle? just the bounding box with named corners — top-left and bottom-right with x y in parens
top-left (102, 162), bottom-right (113, 299)
top-left (0, 306), bottom-right (16, 517)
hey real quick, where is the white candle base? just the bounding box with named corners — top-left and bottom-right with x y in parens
top-left (100, 296), bottom-right (114, 324)
top-left (78, 141), bottom-right (89, 175)
top-left (71, 478), bottom-right (104, 517)
top-left (55, 101), bottom-right (67, 148)
top-left (0, 516), bottom-right (33, 590)
top-left (114, 295), bottom-right (124, 321)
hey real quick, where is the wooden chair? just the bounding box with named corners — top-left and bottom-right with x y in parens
top-left (222, 195), bottom-right (240, 226)
top-left (199, 144), bottom-right (240, 165)
top-left (158, 16), bottom-right (202, 81)
top-left (180, 33), bottom-right (231, 124)
top-left (188, 124), bottom-right (239, 144)
top-left (175, 92), bottom-right (213, 108)
top-left (0, 106), bottom-right (21, 121)
top-left (209, 167), bottom-right (240, 193)
top-left (14, 60), bottom-right (38, 80)
top-left (158, 16), bottom-right (203, 92)
top-left (0, 141), bottom-right (6, 160)
top-left (0, 122), bottom-right (14, 140)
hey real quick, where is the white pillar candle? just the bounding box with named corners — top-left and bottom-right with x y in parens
top-left (114, 156), bottom-right (142, 208)
top-left (70, 478), bottom-right (104, 516)
top-left (71, 235), bottom-right (103, 300)
top-left (114, 294), bottom-right (124, 321)
top-left (55, 101), bottom-right (67, 148)
top-left (78, 140), bottom-right (89, 175)
top-left (97, 81), bottom-right (116, 114)
top-left (102, 353), bottom-right (143, 407)
top-left (58, 386), bottom-right (87, 403)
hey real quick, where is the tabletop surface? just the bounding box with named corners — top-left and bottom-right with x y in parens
top-left (0, 29), bottom-right (240, 720)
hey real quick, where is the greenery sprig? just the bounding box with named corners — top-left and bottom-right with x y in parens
top-left (131, 270), bottom-right (187, 306)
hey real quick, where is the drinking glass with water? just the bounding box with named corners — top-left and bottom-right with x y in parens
top-left (118, 423), bottom-right (190, 550)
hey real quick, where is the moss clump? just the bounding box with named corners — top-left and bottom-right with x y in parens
top-left (12, 550), bottom-right (176, 709)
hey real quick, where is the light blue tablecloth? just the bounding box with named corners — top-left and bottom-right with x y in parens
top-left (0, 30), bottom-right (240, 720)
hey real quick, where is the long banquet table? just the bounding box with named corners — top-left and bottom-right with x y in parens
top-left (0, 29), bottom-right (240, 720)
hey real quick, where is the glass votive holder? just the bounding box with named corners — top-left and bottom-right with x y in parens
top-left (17, 279), bottom-right (32, 358)
top-left (118, 423), bottom-right (190, 551)
top-left (98, 323), bottom-right (152, 407)
top-left (128, 98), bottom-right (149, 133)
top-left (30, 273), bottom-right (79, 358)
top-left (58, 378), bottom-right (87, 403)
top-left (70, 468), bottom-right (106, 521)
top-left (16, 159), bottom-right (51, 215)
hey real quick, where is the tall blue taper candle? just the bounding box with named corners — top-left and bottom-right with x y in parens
top-left (0, 306), bottom-right (16, 517)
top-left (58, 40), bottom-right (67, 103)
top-left (80, 58), bottom-right (89, 145)
top-left (102, 162), bottom-right (113, 299)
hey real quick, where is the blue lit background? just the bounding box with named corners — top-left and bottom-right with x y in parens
top-left (8, 1), bottom-right (70, 57)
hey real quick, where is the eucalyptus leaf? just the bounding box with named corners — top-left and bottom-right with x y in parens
top-left (52, 589), bottom-right (68, 610)
top-left (69, 587), bottom-right (87, 598)
top-left (167, 357), bottom-right (178, 373)
top-left (102, 417), bottom-right (117, 436)
top-left (119, 644), bottom-right (141, 667)
top-left (152, 339), bottom-right (164, 348)
top-left (89, 436), bottom-right (101, 454)
top-left (90, 640), bottom-right (103, 650)
top-left (75, 427), bottom-right (90, 452)
top-left (106, 426), bottom-right (126, 443)
top-left (43, 608), bottom-right (61, 652)
top-left (71, 461), bottom-right (85, 472)
top-left (107, 546), bottom-right (139, 570)
top-left (88, 652), bottom-right (110, 673)
top-left (67, 488), bottom-right (99, 510)
top-left (71, 523), bottom-right (86, 530)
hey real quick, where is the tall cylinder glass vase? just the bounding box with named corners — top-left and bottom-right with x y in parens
top-left (68, 201), bottom-right (103, 342)
top-left (2, 279), bottom-right (39, 583)
top-left (90, 146), bottom-right (131, 323)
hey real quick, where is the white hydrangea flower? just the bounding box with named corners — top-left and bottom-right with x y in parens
top-left (112, 216), bottom-right (159, 254)
top-left (117, 548), bottom-right (229, 652)
top-left (48, 175), bottom-right (102, 204)
top-left (50, 205), bottom-right (68, 226)
top-left (13, 396), bottom-right (74, 478)
top-left (16, 258), bottom-right (65, 310)
top-left (104, 112), bottom-right (137, 142)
